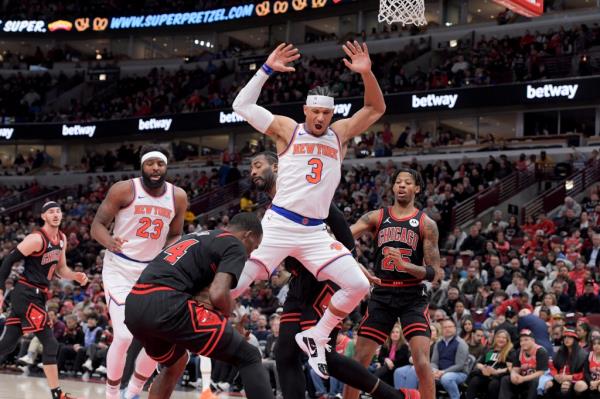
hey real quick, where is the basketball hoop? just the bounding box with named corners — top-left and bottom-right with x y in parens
top-left (378, 0), bottom-right (427, 26)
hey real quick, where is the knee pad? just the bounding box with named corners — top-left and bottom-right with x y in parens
top-left (235, 341), bottom-right (262, 369)
top-left (41, 336), bottom-right (59, 365)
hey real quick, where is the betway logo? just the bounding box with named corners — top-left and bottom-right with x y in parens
top-left (138, 118), bottom-right (173, 131)
top-left (0, 128), bottom-right (14, 140)
top-left (334, 103), bottom-right (352, 117)
top-left (412, 93), bottom-right (458, 109)
top-left (526, 84), bottom-right (578, 100)
top-left (62, 124), bottom-right (96, 137)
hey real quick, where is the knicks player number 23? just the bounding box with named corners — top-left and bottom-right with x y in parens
top-left (306, 158), bottom-right (323, 184)
top-left (136, 217), bottom-right (164, 239)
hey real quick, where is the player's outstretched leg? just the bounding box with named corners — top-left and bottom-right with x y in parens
top-left (295, 256), bottom-right (369, 378)
top-left (275, 317), bottom-right (307, 399)
top-left (106, 301), bottom-right (134, 399)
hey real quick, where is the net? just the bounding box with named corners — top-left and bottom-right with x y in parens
top-left (378, 0), bottom-right (427, 26)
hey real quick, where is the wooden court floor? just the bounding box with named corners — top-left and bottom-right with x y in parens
top-left (0, 372), bottom-right (245, 399)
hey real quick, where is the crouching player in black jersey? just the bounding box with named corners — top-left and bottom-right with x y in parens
top-left (344, 168), bottom-right (443, 399)
top-left (0, 202), bottom-right (89, 399)
top-left (250, 152), bottom-right (420, 399)
top-left (124, 212), bottom-right (273, 399)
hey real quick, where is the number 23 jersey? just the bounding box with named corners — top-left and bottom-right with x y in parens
top-left (112, 177), bottom-right (176, 262)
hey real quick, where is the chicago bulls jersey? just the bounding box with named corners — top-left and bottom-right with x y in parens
top-left (519, 346), bottom-right (540, 376)
top-left (113, 178), bottom-right (176, 262)
top-left (272, 124), bottom-right (342, 220)
top-left (373, 207), bottom-right (426, 296)
top-left (22, 229), bottom-right (65, 288)
top-left (589, 353), bottom-right (600, 381)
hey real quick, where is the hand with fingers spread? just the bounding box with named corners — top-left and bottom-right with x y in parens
top-left (266, 43), bottom-right (301, 73)
top-left (342, 40), bottom-right (372, 75)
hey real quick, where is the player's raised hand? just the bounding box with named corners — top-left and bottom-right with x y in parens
top-left (342, 41), bottom-right (372, 74)
top-left (265, 43), bottom-right (300, 73)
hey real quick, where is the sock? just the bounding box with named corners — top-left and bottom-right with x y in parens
top-left (105, 382), bottom-right (120, 399)
top-left (125, 374), bottom-right (146, 398)
top-left (50, 388), bottom-right (62, 399)
top-left (200, 356), bottom-right (212, 391)
top-left (309, 309), bottom-right (343, 339)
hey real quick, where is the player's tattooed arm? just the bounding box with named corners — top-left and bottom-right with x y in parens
top-left (91, 181), bottom-right (132, 253)
top-left (389, 216), bottom-right (442, 282)
top-left (350, 210), bottom-right (380, 239)
top-left (165, 187), bottom-right (188, 247)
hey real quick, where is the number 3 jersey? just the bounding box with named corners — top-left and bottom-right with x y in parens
top-left (112, 177), bottom-right (176, 262)
top-left (22, 229), bottom-right (65, 288)
top-left (373, 207), bottom-right (426, 297)
top-left (137, 230), bottom-right (247, 296)
top-left (272, 124), bottom-right (342, 220)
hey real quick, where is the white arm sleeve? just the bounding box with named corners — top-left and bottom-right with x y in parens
top-left (232, 69), bottom-right (275, 134)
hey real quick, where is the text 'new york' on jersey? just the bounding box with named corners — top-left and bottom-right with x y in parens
top-left (21, 229), bottom-right (65, 288)
top-left (373, 207), bottom-right (426, 296)
top-left (137, 230), bottom-right (247, 295)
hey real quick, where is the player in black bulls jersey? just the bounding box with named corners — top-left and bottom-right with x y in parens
top-left (0, 202), bottom-right (88, 399)
top-left (344, 168), bottom-right (442, 399)
top-left (250, 152), bottom-right (420, 399)
top-left (123, 212), bottom-right (273, 399)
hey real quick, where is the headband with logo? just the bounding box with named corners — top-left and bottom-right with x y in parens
top-left (306, 95), bottom-right (334, 109)
top-left (141, 151), bottom-right (168, 166)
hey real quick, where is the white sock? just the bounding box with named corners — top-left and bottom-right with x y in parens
top-left (308, 308), bottom-right (343, 339)
top-left (105, 382), bottom-right (120, 399)
top-left (125, 374), bottom-right (145, 398)
top-left (200, 356), bottom-right (212, 391)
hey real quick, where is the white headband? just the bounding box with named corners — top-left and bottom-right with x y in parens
top-left (306, 95), bottom-right (334, 109)
top-left (141, 151), bottom-right (168, 165)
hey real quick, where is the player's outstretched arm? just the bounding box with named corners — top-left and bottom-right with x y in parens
top-left (91, 181), bottom-right (131, 253)
top-left (332, 41), bottom-right (386, 146)
top-left (165, 187), bottom-right (188, 247)
top-left (388, 216), bottom-right (442, 282)
top-left (232, 43), bottom-right (298, 149)
top-left (0, 233), bottom-right (43, 297)
top-left (55, 234), bottom-right (88, 286)
top-left (350, 210), bottom-right (380, 239)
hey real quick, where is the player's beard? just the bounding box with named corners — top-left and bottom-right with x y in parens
top-left (142, 170), bottom-right (166, 189)
top-left (255, 169), bottom-right (276, 193)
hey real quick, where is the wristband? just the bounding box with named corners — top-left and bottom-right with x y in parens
top-left (261, 63), bottom-right (274, 76)
top-left (424, 265), bottom-right (436, 282)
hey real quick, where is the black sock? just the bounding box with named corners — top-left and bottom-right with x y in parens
top-left (51, 387), bottom-right (62, 399)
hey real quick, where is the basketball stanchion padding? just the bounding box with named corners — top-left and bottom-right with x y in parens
top-left (378, 0), bottom-right (427, 26)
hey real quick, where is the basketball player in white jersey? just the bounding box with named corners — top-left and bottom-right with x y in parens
top-left (231, 41), bottom-right (386, 378)
top-left (91, 145), bottom-right (188, 399)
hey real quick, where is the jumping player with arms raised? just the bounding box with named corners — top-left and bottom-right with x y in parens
top-left (231, 41), bottom-right (385, 378)
top-left (250, 152), bottom-right (420, 399)
top-left (344, 169), bottom-right (442, 399)
top-left (0, 202), bottom-right (88, 399)
top-left (91, 145), bottom-right (187, 399)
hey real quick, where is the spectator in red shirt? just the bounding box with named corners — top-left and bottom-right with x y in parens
top-left (545, 328), bottom-right (586, 398)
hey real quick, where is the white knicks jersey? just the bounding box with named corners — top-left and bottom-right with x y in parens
top-left (272, 124), bottom-right (343, 220)
top-left (112, 177), bottom-right (176, 262)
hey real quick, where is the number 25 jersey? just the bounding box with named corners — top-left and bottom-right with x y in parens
top-left (373, 207), bottom-right (425, 296)
top-left (112, 177), bottom-right (176, 262)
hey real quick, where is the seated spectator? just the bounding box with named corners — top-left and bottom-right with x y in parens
top-left (443, 227), bottom-right (467, 255)
top-left (583, 233), bottom-right (600, 269)
top-left (57, 315), bottom-right (84, 373)
top-left (393, 322), bottom-right (440, 390)
top-left (534, 293), bottom-right (562, 316)
top-left (577, 323), bottom-right (592, 351)
top-left (558, 197), bottom-right (583, 219)
top-left (581, 337), bottom-right (600, 397)
top-left (575, 278), bottom-right (600, 315)
top-left (371, 323), bottom-right (409, 386)
top-left (262, 315), bottom-right (280, 396)
top-left (431, 319), bottom-right (469, 399)
top-left (240, 190), bottom-right (255, 212)
top-left (499, 329), bottom-right (549, 399)
top-left (544, 328), bottom-right (586, 399)
top-left (465, 329), bottom-right (514, 399)
top-left (517, 309), bottom-right (555, 359)
top-left (460, 226), bottom-right (486, 257)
